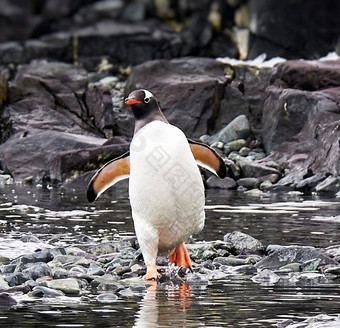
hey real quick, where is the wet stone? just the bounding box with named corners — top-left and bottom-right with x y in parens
top-left (237, 177), bottom-right (259, 189)
top-left (213, 257), bottom-right (248, 266)
top-left (252, 269), bottom-right (280, 285)
top-left (256, 246), bottom-right (337, 270)
top-left (96, 292), bottom-right (118, 304)
top-left (43, 278), bottom-right (81, 295)
top-left (114, 266), bottom-right (131, 276)
top-left (87, 263), bottom-right (105, 276)
top-left (224, 231), bottom-right (265, 255)
top-left (239, 146), bottom-right (251, 156)
top-left (186, 273), bottom-right (209, 286)
top-left (21, 262), bottom-right (52, 281)
top-left (301, 258), bottom-right (321, 272)
top-left (20, 234), bottom-right (41, 243)
top-left (206, 176), bottom-right (237, 189)
top-left (30, 285), bottom-right (65, 298)
top-left (91, 274), bottom-right (122, 292)
top-left (52, 268), bottom-right (69, 279)
top-left (324, 266), bottom-right (340, 276)
top-left (0, 277), bottom-right (9, 291)
top-left (278, 263), bottom-right (301, 273)
top-left (0, 293), bottom-right (17, 306)
top-left (5, 272), bottom-right (28, 286)
top-left (226, 139), bottom-right (248, 151)
top-left (118, 287), bottom-right (134, 297)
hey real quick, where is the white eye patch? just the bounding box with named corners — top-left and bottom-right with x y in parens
top-left (143, 89), bottom-right (153, 103)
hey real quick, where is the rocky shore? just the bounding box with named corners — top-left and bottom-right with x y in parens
top-left (1, 229), bottom-right (340, 326)
top-left (0, 55), bottom-right (339, 196)
top-left (0, 0), bottom-right (339, 195)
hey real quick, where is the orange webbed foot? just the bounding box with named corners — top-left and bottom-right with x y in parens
top-left (169, 242), bottom-right (192, 270)
top-left (144, 263), bottom-right (161, 280)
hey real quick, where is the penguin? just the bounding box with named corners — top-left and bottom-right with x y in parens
top-left (87, 89), bottom-right (226, 280)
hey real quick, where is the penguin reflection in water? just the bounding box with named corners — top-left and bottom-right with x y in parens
top-left (87, 89), bottom-right (226, 280)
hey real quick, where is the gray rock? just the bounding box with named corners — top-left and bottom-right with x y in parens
top-left (236, 177), bottom-right (259, 189)
top-left (0, 293), bottom-right (17, 306)
top-left (251, 269), bottom-right (280, 285)
top-left (91, 274), bottom-right (122, 292)
top-left (53, 268), bottom-right (68, 280)
top-left (237, 159), bottom-right (281, 178)
top-left (264, 107), bottom-right (340, 179)
top-left (206, 176), bottom-right (237, 189)
top-left (0, 174), bottom-right (13, 185)
top-left (19, 234), bottom-right (41, 243)
top-left (96, 292), bottom-right (118, 304)
top-left (278, 263), bottom-right (301, 273)
top-left (296, 173), bottom-right (327, 191)
top-left (315, 176), bottom-right (340, 193)
top-left (0, 277), bottom-right (9, 291)
top-left (119, 287), bottom-right (134, 297)
top-left (301, 258), bottom-right (321, 272)
top-left (256, 246), bottom-right (337, 270)
top-left (87, 263), bottom-right (105, 276)
top-left (43, 278), bottom-right (81, 295)
top-left (258, 173), bottom-right (280, 184)
top-left (5, 272), bottom-right (28, 286)
top-left (207, 115), bottom-right (251, 145)
top-left (22, 262), bottom-right (52, 281)
top-left (213, 257), bottom-right (248, 266)
top-left (266, 245), bottom-right (285, 254)
top-left (324, 266), bottom-right (340, 276)
top-left (239, 147), bottom-right (251, 156)
top-left (259, 180), bottom-right (273, 191)
top-left (186, 273), bottom-right (209, 286)
top-left (31, 286), bottom-right (65, 298)
top-left (226, 139), bottom-right (248, 151)
top-left (224, 231), bottom-right (265, 255)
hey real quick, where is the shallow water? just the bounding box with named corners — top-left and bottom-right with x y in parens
top-left (0, 184), bottom-right (340, 327)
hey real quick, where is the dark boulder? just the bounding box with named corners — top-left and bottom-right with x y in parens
top-left (256, 246), bottom-right (337, 270)
top-left (3, 60), bottom-right (102, 140)
top-left (265, 110), bottom-right (340, 179)
top-left (275, 60), bottom-right (340, 91)
top-left (0, 131), bottom-right (106, 182)
top-left (0, 293), bottom-right (17, 307)
top-left (247, 0), bottom-right (340, 60)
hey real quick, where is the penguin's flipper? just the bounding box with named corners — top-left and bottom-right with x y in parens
top-left (87, 152), bottom-right (130, 203)
top-left (188, 140), bottom-right (226, 179)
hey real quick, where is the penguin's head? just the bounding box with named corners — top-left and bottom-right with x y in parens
top-left (125, 89), bottom-right (157, 119)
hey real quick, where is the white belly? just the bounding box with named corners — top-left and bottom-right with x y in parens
top-left (129, 121), bottom-right (205, 255)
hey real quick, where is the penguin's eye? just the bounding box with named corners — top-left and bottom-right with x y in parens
top-left (144, 97), bottom-right (150, 103)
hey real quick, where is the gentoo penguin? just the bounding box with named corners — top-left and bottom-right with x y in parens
top-left (87, 89), bottom-right (226, 280)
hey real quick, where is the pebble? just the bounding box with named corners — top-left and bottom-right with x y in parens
top-left (0, 277), bottom-right (9, 291)
top-left (224, 231), bottom-right (265, 255)
top-left (119, 287), bottom-right (134, 297)
top-left (30, 286), bottom-right (65, 298)
top-left (226, 139), bottom-right (247, 151)
top-left (252, 269), bottom-right (280, 284)
top-left (87, 263), bottom-right (105, 276)
top-left (237, 177), bottom-right (259, 189)
top-left (239, 146), bottom-right (251, 156)
top-left (0, 292), bottom-right (17, 306)
top-left (213, 257), bottom-right (247, 266)
top-left (43, 278), bottom-right (81, 295)
top-left (96, 292), bottom-right (118, 303)
top-left (259, 180), bottom-right (272, 190)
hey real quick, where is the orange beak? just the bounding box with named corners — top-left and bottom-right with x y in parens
top-left (125, 98), bottom-right (142, 105)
